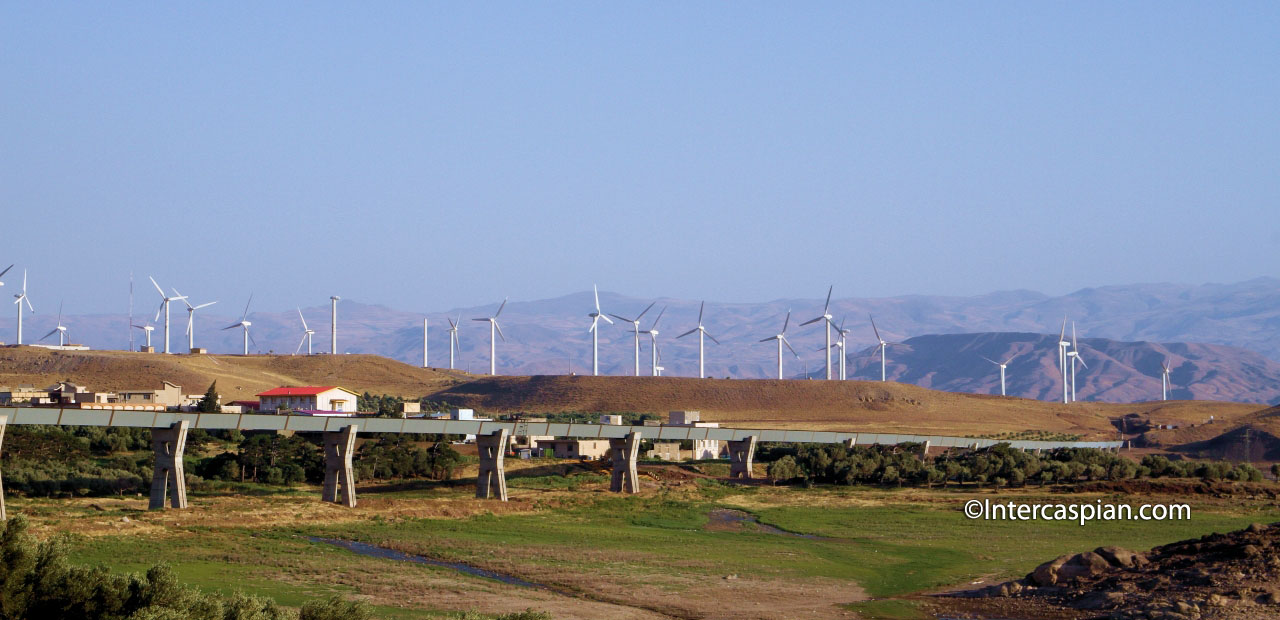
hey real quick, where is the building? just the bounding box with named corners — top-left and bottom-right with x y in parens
top-left (669, 411), bottom-right (723, 460)
top-left (598, 414), bottom-right (623, 425)
top-left (119, 381), bottom-right (187, 408)
top-left (257, 386), bottom-right (359, 413)
top-left (0, 385), bottom-right (54, 405)
top-left (537, 438), bottom-right (611, 460)
top-left (647, 442), bottom-right (683, 461)
top-left (510, 416), bottom-right (553, 451)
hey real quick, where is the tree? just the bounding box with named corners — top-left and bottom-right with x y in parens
top-left (767, 456), bottom-right (803, 484)
top-left (196, 382), bottom-right (220, 413)
top-left (1272, 463), bottom-right (1280, 481)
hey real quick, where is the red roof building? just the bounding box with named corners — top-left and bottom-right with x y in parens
top-left (256, 386), bottom-right (359, 413)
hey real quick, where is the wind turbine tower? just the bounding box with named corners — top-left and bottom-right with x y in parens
top-left (677, 301), bottom-right (719, 378)
top-left (330, 296), bottom-right (340, 354)
top-left (1067, 322), bottom-right (1088, 402)
top-left (1055, 318), bottom-right (1071, 404)
top-left (981, 354), bottom-right (1017, 396)
top-left (870, 315), bottom-right (898, 382)
top-left (759, 309), bottom-right (799, 380)
top-left (423, 318), bottom-right (429, 368)
top-left (642, 306), bottom-right (666, 377)
top-left (132, 323), bottom-right (155, 349)
top-left (176, 290), bottom-right (216, 351)
top-left (610, 300), bottom-right (655, 377)
top-left (148, 277), bottom-right (186, 354)
top-left (472, 298), bottom-right (507, 375)
top-left (223, 295), bottom-right (256, 355)
top-left (446, 315), bottom-right (461, 369)
top-left (1160, 361), bottom-right (1172, 401)
top-left (10, 269), bottom-right (33, 345)
top-left (586, 285), bottom-right (613, 376)
top-left (799, 286), bottom-right (838, 380)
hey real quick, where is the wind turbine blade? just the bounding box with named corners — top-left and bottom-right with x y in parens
top-left (56, 301), bottom-right (62, 324)
top-left (588, 318), bottom-right (597, 333)
top-left (174, 289), bottom-right (193, 309)
top-left (241, 294), bottom-right (253, 321)
top-left (495, 298), bottom-right (508, 318)
top-left (697, 301), bottom-right (705, 324)
top-left (194, 301), bottom-right (217, 310)
top-left (149, 276), bottom-right (165, 297)
top-left (1072, 321), bottom-right (1078, 349)
top-left (799, 317), bottom-right (823, 327)
top-left (593, 285), bottom-right (601, 313)
top-left (650, 306), bottom-right (666, 329)
top-left (471, 318), bottom-right (488, 322)
top-left (494, 320), bottom-right (506, 342)
top-left (600, 314), bottom-right (613, 324)
top-left (222, 324), bottom-right (239, 331)
top-left (1077, 355), bottom-right (1088, 369)
top-left (705, 331), bottom-right (720, 345)
top-left (296, 333), bottom-right (307, 355)
top-left (607, 313), bottom-right (630, 323)
top-left (0, 264), bottom-right (10, 280)
top-left (981, 355), bottom-right (999, 365)
top-left (677, 328), bottom-right (698, 339)
top-left (1059, 316), bottom-right (1067, 342)
top-left (186, 314), bottom-right (194, 335)
top-left (782, 309), bottom-right (791, 333)
top-left (154, 301), bottom-right (164, 323)
top-left (759, 336), bottom-right (775, 343)
top-left (297, 307), bottom-right (309, 331)
top-left (870, 315), bottom-right (882, 342)
top-left (446, 316), bottom-right (456, 329)
top-left (823, 285), bottom-right (832, 313)
top-left (1003, 353), bottom-right (1017, 365)
top-left (248, 329), bottom-right (258, 348)
top-left (25, 296), bottom-right (33, 313)
top-left (782, 337), bottom-right (799, 358)
top-left (39, 328), bottom-right (58, 341)
top-left (636, 302), bottom-right (655, 321)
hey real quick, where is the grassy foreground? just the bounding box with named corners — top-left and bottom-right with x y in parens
top-left (16, 466), bottom-right (1280, 619)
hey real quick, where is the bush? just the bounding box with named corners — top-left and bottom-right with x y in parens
top-left (766, 456), bottom-right (803, 484)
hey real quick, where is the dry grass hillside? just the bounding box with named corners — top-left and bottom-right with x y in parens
top-left (428, 375), bottom-right (1263, 439)
top-left (1142, 405), bottom-right (1280, 461)
top-left (0, 347), bottom-right (1265, 440)
top-left (0, 347), bottom-right (470, 401)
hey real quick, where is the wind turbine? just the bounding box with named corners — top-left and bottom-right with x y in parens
top-left (422, 318), bottom-right (429, 368)
top-left (1067, 322), bottom-right (1088, 402)
top-left (1160, 361), bottom-right (1172, 401)
top-left (586, 285), bottom-right (613, 376)
top-left (981, 353), bottom-right (1017, 396)
top-left (175, 290), bottom-right (217, 351)
top-left (132, 323), bottom-right (155, 349)
top-left (759, 309), bottom-right (799, 380)
top-left (1055, 317), bottom-right (1070, 404)
top-left (222, 295), bottom-right (256, 355)
top-left (39, 302), bottom-right (69, 346)
top-left (833, 318), bottom-right (851, 380)
top-left (295, 308), bottom-right (315, 355)
top-left (869, 315), bottom-right (899, 382)
top-left (148, 276), bottom-right (186, 354)
top-left (472, 298), bottom-right (507, 376)
top-left (642, 306), bottom-right (666, 377)
top-left (11, 270), bottom-right (33, 345)
top-left (677, 301), bottom-right (719, 378)
top-left (610, 300), bottom-right (655, 377)
top-left (799, 286), bottom-right (838, 380)
top-left (446, 314), bottom-right (461, 370)
top-left (329, 296), bottom-right (340, 354)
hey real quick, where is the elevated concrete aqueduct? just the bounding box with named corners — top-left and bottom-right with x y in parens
top-left (0, 408), bottom-right (1124, 515)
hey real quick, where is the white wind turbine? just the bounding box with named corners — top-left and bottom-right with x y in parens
top-left (222, 295), bottom-right (256, 355)
top-left (132, 323), bottom-right (155, 349)
top-left (759, 309), bottom-right (799, 380)
top-left (1066, 322), bottom-right (1088, 402)
top-left (1160, 361), bottom-right (1172, 401)
top-left (446, 314), bottom-right (461, 370)
top-left (176, 289), bottom-right (217, 351)
top-left (11, 269), bottom-right (33, 345)
top-left (610, 300), bottom-right (655, 377)
top-left (642, 306), bottom-right (666, 377)
top-left (472, 298), bottom-right (507, 376)
top-left (295, 308), bottom-right (315, 355)
top-left (148, 276), bottom-right (186, 354)
top-left (799, 286), bottom-right (839, 380)
top-left (677, 301), bottom-right (719, 378)
top-left (1054, 317), bottom-right (1070, 404)
top-left (39, 302), bottom-right (69, 346)
top-left (869, 315), bottom-right (900, 382)
top-left (981, 353), bottom-right (1017, 396)
top-left (586, 285), bottom-right (613, 376)
top-left (833, 318), bottom-right (851, 380)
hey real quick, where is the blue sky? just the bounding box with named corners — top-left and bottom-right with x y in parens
top-left (3, 3), bottom-right (1277, 314)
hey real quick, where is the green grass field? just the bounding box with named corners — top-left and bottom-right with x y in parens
top-left (33, 478), bottom-right (1280, 619)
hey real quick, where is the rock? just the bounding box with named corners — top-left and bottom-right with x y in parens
top-left (1096, 546), bottom-right (1146, 568)
top-left (1030, 554), bottom-right (1072, 586)
top-left (1246, 523), bottom-right (1265, 533)
top-left (1259, 590), bottom-right (1280, 605)
top-left (1205, 593), bottom-right (1228, 607)
top-left (1072, 590), bottom-right (1126, 610)
top-left (121, 516), bottom-right (130, 523)
top-left (723, 574), bottom-right (738, 580)
top-left (1173, 600), bottom-right (1198, 615)
top-left (1057, 551), bottom-right (1114, 582)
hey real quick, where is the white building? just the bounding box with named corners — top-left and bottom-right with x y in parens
top-left (669, 410), bottom-right (723, 460)
top-left (256, 386), bottom-right (359, 413)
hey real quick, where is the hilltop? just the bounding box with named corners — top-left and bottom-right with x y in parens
top-left (0, 346), bottom-right (470, 402)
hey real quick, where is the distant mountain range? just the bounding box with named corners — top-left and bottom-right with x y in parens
top-left (2, 277), bottom-right (1278, 403)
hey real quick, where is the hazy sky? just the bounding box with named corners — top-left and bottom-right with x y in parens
top-left (3, 3), bottom-right (1277, 314)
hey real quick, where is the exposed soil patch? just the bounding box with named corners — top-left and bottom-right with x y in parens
top-left (947, 522), bottom-right (1280, 619)
top-left (705, 508), bottom-right (825, 540)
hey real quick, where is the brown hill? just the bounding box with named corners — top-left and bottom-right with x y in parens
top-left (0, 346), bottom-right (470, 402)
top-left (1143, 405), bottom-right (1280, 462)
top-left (428, 375), bottom-right (1263, 439)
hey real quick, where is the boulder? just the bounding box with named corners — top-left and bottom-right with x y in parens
top-left (1030, 554), bottom-right (1072, 586)
top-left (1095, 546), bottom-right (1146, 568)
top-left (1057, 551), bottom-right (1114, 582)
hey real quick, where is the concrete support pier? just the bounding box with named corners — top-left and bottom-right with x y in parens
top-left (728, 435), bottom-right (757, 479)
top-left (609, 432), bottom-right (641, 493)
top-left (920, 440), bottom-right (931, 460)
top-left (843, 437), bottom-right (856, 450)
top-left (149, 421), bottom-right (189, 510)
top-left (476, 429), bottom-right (509, 501)
top-left (323, 425), bottom-right (357, 508)
top-left (0, 414), bottom-right (7, 520)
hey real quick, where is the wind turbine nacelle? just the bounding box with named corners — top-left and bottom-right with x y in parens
top-left (243, 321), bottom-right (252, 327)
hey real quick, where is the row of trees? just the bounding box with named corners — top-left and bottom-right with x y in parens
top-left (766, 443), bottom-right (1269, 488)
